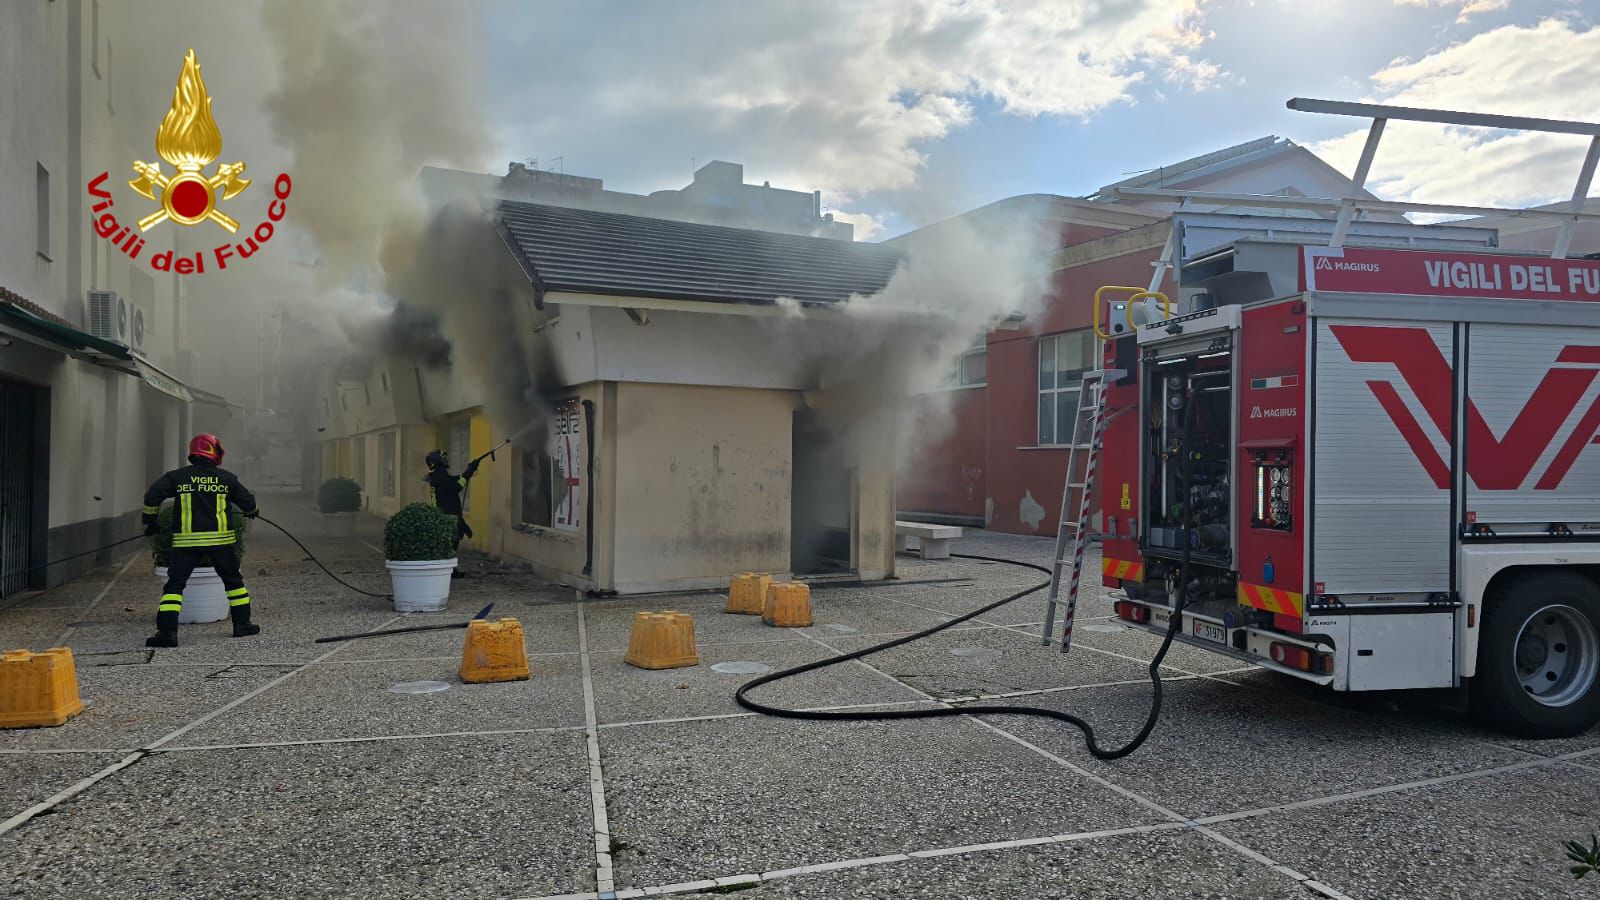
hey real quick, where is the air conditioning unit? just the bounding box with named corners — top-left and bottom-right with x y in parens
top-left (130, 305), bottom-right (146, 351)
top-left (86, 291), bottom-right (147, 351)
top-left (86, 290), bottom-right (130, 346)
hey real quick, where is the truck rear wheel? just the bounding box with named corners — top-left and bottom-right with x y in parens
top-left (1472, 570), bottom-right (1600, 738)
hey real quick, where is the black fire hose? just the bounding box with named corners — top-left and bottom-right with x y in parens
top-left (735, 389), bottom-right (1199, 761)
top-left (255, 514), bottom-right (391, 600)
top-left (18, 532), bottom-right (149, 576)
top-left (15, 515), bottom-right (391, 601)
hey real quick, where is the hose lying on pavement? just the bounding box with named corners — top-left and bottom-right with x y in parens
top-left (734, 551), bottom-right (1190, 760)
top-left (737, 386), bottom-right (1202, 760)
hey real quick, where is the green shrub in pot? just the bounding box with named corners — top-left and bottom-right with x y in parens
top-left (317, 477), bottom-right (363, 514)
top-left (383, 503), bottom-right (457, 561)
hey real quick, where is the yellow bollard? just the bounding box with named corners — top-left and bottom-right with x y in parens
top-left (459, 618), bottom-right (531, 683)
top-left (0, 648), bottom-right (86, 729)
top-left (624, 611), bottom-right (700, 670)
top-left (726, 573), bottom-right (772, 615)
top-left (762, 582), bottom-right (813, 628)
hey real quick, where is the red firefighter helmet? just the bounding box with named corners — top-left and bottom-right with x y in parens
top-left (188, 433), bottom-right (225, 465)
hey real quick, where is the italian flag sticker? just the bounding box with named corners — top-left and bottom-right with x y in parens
top-left (1250, 375), bottom-right (1299, 390)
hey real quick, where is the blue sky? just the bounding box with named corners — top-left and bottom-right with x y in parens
top-left (481, 0), bottom-right (1599, 240)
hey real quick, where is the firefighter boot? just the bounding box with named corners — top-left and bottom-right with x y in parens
top-left (230, 603), bottom-right (260, 638)
top-left (146, 610), bottom-right (180, 648)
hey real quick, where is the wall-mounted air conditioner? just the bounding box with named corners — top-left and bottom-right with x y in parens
top-left (87, 290), bottom-right (129, 345)
top-left (86, 290), bottom-right (146, 351)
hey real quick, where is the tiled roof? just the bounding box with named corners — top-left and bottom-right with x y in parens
top-left (0, 287), bottom-right (76, 329)
top-left (496, 201), bottom-right (904, 307)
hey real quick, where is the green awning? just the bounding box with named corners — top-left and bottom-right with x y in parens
top-left (0, 298), bottom-right (132, 359)
top-left (132, 358), bottom-right (194, 402)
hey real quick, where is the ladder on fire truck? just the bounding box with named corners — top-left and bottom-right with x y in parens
top-left (1040, 283), bottom-right (1166, 652)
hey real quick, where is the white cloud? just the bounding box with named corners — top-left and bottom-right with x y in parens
top-left (1313, 19), bottom-right (1600, 211)
top-left (1393, 0), bottom-right (1510, 24)
top-left (825, 209), bottom-right (888, 241)
top-left (493, 0), bottom-right (1221, 199)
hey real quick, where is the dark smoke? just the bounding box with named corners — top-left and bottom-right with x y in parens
top-left (374, 303), bottom-right (452, 369)
top-left (380, 202), bottom-right (566, 451)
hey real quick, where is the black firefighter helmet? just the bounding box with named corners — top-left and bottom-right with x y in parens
top-left (425, 449), bottom-right (449, 471)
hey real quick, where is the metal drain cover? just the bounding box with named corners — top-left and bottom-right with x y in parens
top-left (821, 623), bottom-right (860, 634)
top-left (711, 661), bottom-right (771, 675)
top-left (389, 680), bottom-right (451, 694)
top-left (950, 646), bottom-right (1001, 659)
top-left (1083, 623), bottom-right (1127, 634)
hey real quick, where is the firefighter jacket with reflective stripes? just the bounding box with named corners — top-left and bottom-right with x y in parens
top-left (143, 464), bottom-right (257, 548)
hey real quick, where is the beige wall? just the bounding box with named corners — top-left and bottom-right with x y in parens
top-left (496, 383), bottom-right (605, 590)
top-left (610, 382), bottom-right (794, 592)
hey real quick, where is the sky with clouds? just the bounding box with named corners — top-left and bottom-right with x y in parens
top-left (475, 0), bottom-right (1599, 240)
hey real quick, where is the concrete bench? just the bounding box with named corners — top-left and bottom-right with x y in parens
top-left (895, 521), bottom-right (963, 560)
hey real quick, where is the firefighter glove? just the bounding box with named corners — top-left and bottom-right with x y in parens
top-left (144, 522), bottom-right (160, 536)
top-left (464, 459), bottom-right (481, 479)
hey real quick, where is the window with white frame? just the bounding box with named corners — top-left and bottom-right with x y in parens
top-left (1037, 331), bottom-right (1095, 446)
top-left (941, 346), bottom-right (987, 388)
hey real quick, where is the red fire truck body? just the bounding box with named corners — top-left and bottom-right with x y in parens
top-left (1098, 240), bottom-right (1600, 735)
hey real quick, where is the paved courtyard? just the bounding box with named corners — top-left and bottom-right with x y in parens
top-left (1, 502), bottom-right (1595, 899)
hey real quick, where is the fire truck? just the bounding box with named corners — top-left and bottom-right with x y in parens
top-left (1073, 100), bottom-right (1600, 737)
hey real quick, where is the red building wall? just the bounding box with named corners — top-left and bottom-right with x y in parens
top-left (898, 215), bottom-right (1180, 536)
top-left (900, 235), bottom-right (1175, 535)
top-left (897, 387), bottom-right (988, 520)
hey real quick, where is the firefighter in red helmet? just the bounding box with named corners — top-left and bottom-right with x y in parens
top-left (140, 433), bottom-right (261, 647)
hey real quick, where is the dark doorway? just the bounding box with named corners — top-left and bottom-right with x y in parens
top-left (791, 410), bottom-right (855, 576)
top-left (0, 380), bottom-right (47, 598)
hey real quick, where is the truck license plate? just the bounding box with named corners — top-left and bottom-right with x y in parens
top-left (1191, 620), bottom-right (1227, 645)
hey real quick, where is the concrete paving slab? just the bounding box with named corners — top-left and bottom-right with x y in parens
top-left (991, 678), bottom-right (1532, 819)
top-left (0, 753), bottom-right (126, 820)
top-left (1216, 762), bottom-right (1598, 900)
top-left (1221, 668), bottom-right (1600, 758)
top-left (331, 602), bottom-right (580, 661)
top-left (589, 638), bottom-right (927, 725)
top-left (0, 733), bottom-right (594, 900)
top-left (0, 608), bottom-right (83, 651)
top-left (686, 827), bottom-right (1308, 900)
top-left (61, 597), bottom-right (398, 664)
top-left (175, 656), bottom-right (587, 746)
top-left (1, 567), bottom-right (132, 612)
top-left (601, 716), bottom-right (1170, 887)
top-left (0, 664), bottom-right (289, 752)
top-left (582, 594), bottom-right (773, 652)
top-left (814, 627), bottom-right (1152, 700)
top-left (804, 587), bottom-right (992, 636)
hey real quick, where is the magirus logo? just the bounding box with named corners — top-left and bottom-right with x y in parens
top-left (83, 49), bottom-right (292, 275)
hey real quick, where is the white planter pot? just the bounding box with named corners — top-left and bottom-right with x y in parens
top-left (153, 565), bottom-right (230, 624)
top-left (386, 559), bottom-right (457, 613)
top-left (322, 512), bottom-right (357, 538)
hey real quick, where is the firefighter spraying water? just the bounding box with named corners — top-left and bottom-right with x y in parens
top-left (424, 418), bottom-right (544, 566)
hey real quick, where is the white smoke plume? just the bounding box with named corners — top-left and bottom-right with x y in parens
top-left (774, 205), bottom-right (1056, 464)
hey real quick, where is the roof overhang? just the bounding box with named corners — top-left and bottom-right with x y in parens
top-left (90, 353), bottom-right (194, 402)
top-left (0, 298), bottom-right (132, 361)
top-left (543, 290), bottom-right (1027, 330)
